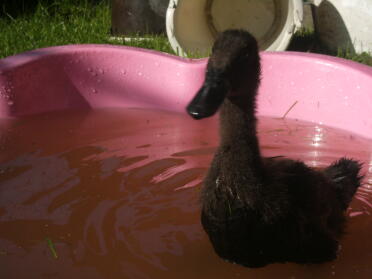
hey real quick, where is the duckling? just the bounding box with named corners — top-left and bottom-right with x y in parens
top-left (187, 29), bottom-right (363, 268)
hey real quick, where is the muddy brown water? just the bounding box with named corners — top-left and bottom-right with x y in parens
top-left (0, 108), bottom-right (371, 279)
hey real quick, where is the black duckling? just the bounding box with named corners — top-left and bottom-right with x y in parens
top-left (186, 29), bottom-right (363, 268)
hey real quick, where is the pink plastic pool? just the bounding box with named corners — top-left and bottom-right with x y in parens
top-left (1, 46), bottom-right (372, 278)
top-left (0, 45), bottom-right (371, 139)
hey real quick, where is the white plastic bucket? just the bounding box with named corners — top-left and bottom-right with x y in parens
top-left (166, 0), bottom-right (303, 57)
top-left (312, 0), bottom-right (372, 54)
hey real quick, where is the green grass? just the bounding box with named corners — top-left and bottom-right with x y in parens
top-left (288, 28), bottom-right (372, 66)
top-left (0, 0), bottom-right (110, 57)
top-left (0, 0), bottom-right (173, 58)
top-left (336, 48), bottom-right (372, 66)
top-left (111, 35), bottom-right (174, 55)
top-left (45, 237), bottom-right (58, 259)
top-left (0, 0), bottom-right (371, 66)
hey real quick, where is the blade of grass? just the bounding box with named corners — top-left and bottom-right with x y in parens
top-left (46, 237), bottom-right (58, 259)
top-left (281, 101), bottom-right (298, 119)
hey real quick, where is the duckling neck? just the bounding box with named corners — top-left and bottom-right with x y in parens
top-left (219, 96), bottom-right (262, 173)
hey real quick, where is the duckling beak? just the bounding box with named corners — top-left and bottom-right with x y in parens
top-left (186, 80), bottom-right (229, 120)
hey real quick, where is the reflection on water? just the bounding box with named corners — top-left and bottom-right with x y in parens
top-left (0, 108), bottom-right (371, 279)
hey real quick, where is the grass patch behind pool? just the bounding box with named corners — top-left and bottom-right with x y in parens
top-left (288, 28), bottom-right (372, 66)
top-left (0, 0), bottom-right (371, 66)
top-left (0, 0), bottom-right (174, 58)
top-left (0, 0), bottom-right (111, 58)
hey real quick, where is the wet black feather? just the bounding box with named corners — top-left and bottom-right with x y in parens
top-left (193, 29), bottom-right (364, 268)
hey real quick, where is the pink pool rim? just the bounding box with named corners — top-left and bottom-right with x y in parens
top-left (0, 45), bottom-right (371, 139)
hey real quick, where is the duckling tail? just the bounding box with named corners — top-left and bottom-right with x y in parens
top-left (324, 158), bottom-right (364, 210)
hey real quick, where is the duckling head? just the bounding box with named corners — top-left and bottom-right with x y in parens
top-left (187, 29), bottom-right (261, 120)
